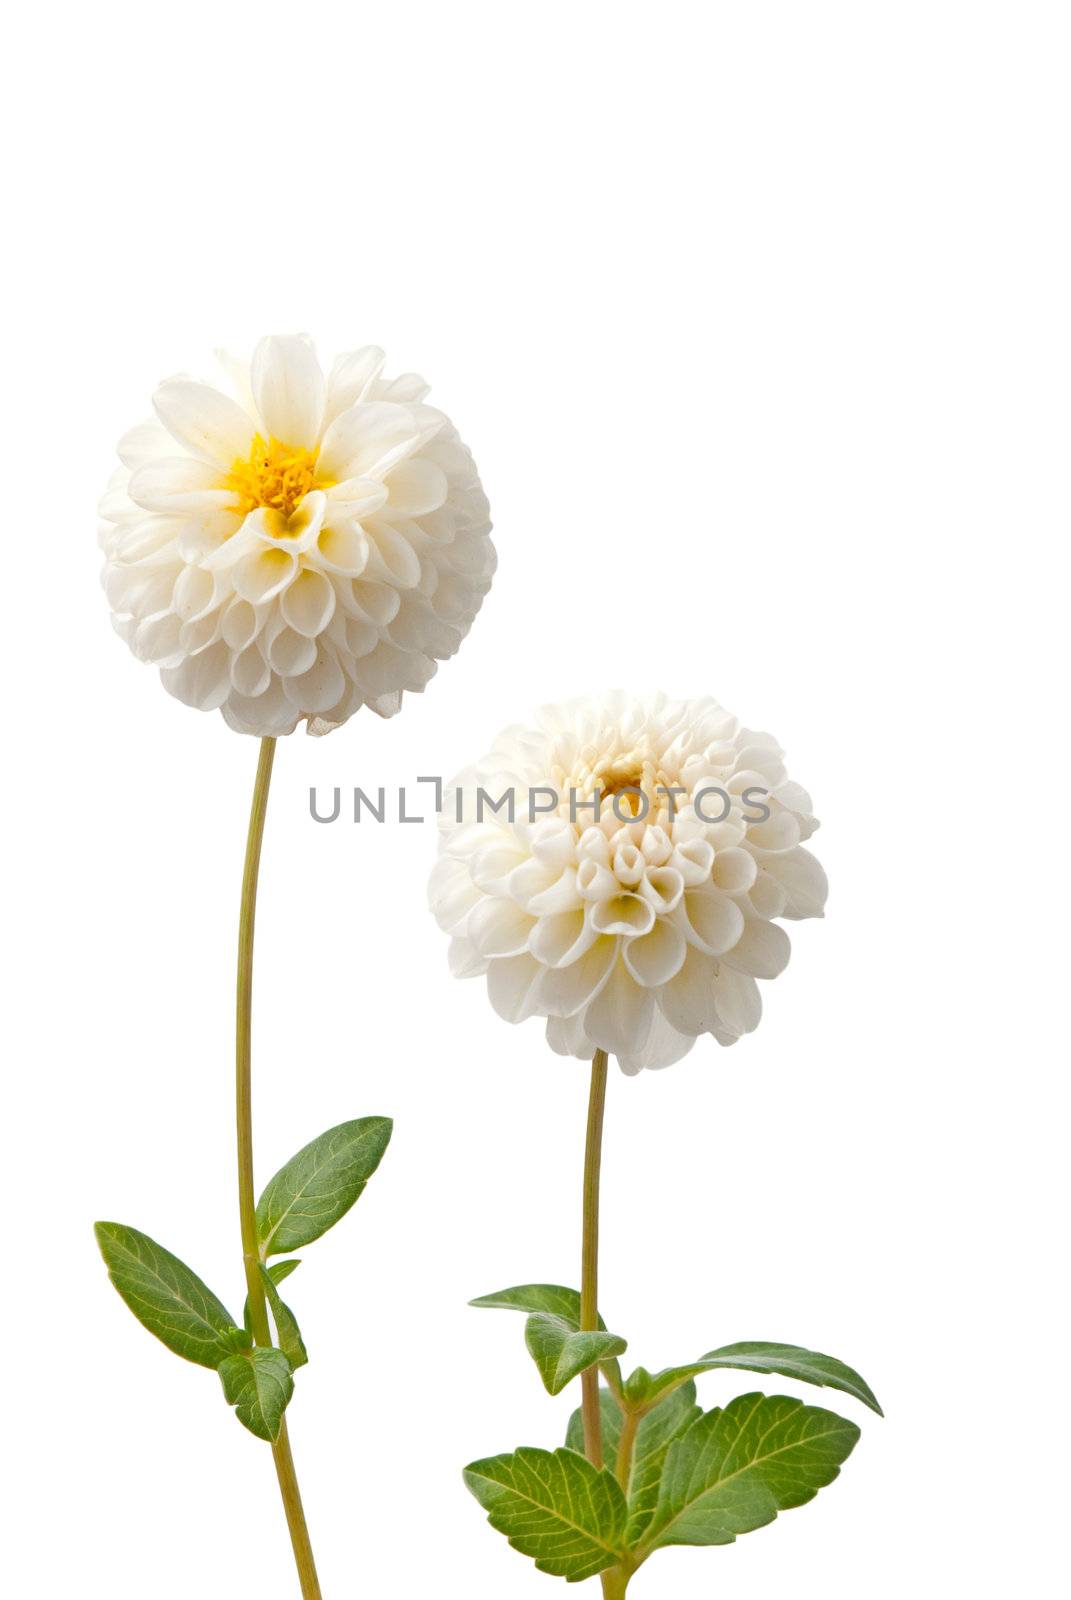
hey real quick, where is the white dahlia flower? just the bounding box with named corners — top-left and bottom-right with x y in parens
top-left (429, 693), bottom-right (826, 1073)
top-left (100, 335), bottom-right (495, 735)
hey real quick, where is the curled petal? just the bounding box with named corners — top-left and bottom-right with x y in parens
top-left (712, 847), bottom-right (758, 895)
top-left (590, 893), bottom-right (656, 939)
top-left (234, 547), bottom-right (297, 604)
top-left (281, 569), bottom-right (335, 638)
top-left (529, 910), bottom-right (598, 969)
top-left (623, 919), bottom-right (687, 987)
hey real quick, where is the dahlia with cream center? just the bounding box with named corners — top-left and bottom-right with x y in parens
top-left (430, 693), bottom-right (826, 1073)
top-left (100, 334), bottom-right (495, 736)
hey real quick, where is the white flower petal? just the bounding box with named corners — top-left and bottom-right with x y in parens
top-left (661, 946), bottom-right (720, 1036)
top-left (486, 954), bottom-right (544, 1023)
top-left (590, 893), bottom-right (656, 938)
top-left (761, 847), bottom-right (828, 919)
top-left (721, 919), bottom-right (791, 978)
top-left (282, 650), bottom-right (346, 713)
top-left (326, 346), bottom-right (386, 421)
top-left (711, 966), bottom-right (762, 1034)
top-left (268, 626), bottom-right (318, 678)
top-left (582, 957), bottom-right (655, 1059)
top-left (153, 379), bottom-right (257, 467)
top-left (317, 401), bottom-right (421, 481)
top-left (711, 847), bottom-right (758, 895)
top-left (428, 857), bottom-right (482, 933)
top-left (529, 910), bottom-right (598, 969)
top-left (623, 919), bottom-right (687, 987)
top-left (539, 935), bottom-right (617, 1018)
top-left (128, 458), bottom-right (234, 514)
top-left (233, 547), bottom-right (298, 604)
top-left (468, 897), bottom-right (536, 958)
top-left (385, 458), bottom-right (448, 516)
top-left (281, 568), bottom-right (335, 637)
top-left (680, 888), bottom-right (745, 956)
top-left (159, 641), bottom-right (231, 710)
top-left (251, 335), bottom-right (325, 449)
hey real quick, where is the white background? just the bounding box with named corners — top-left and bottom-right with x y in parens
top-left (5, 3), bottom-right (1068, 1595)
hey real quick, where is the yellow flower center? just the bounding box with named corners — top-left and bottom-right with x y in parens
top-left (224, 435), bottom-right (328, 519)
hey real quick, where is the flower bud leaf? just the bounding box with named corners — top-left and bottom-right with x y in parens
top-left (525, 1313), bottom-right (627, 1396)
top-left (94, 1221), bottom-right (242, 1369)
top-left (463, 1446), bottom-right (627, 1581)
top-left (218, 1348), bottom-right (294, 1442)
top-left (255, 1117), bottom-right (392, 1255)
top-left (257, 1263), bottom-right (308, 1370)
top-left (640, 1392), bottom-right (860, 1553)
top-left (566, 1381), bottom-right (702, 1546)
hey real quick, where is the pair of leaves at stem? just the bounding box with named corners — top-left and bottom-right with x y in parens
top-left (470, 1282), bottom-right (882, 1417)
top-left (465, 1282), bottom-right (880, 1584)
top-left (94, 1116), bottom-right (391, 1442)
top-left (469, 1283), bottom-right (626, 1396)
top-left (465, 1385), bottom-right (861, 1583)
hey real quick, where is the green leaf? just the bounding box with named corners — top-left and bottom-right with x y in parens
top-left (643, 1392), bottom-right (860, 1553)
top-left (218, 1348), bottom-right (294, 1442)
top-left (566, 1383), bottom-right (702, 1544)
top-left (697, 1342), bottom-right (883, 1416)
top-left (470, 1284), bottom-right (625, 1394)
top-left (463, 1447), bottom-right (627, 1581)
top-left (94, 1222), bottom-right (242, 1369)
top-left (258, 1264), bottom-right (308, 1370)
top-left (243, 1258), bottom-right (302, 1341)
top-left (526, 1314), bottom-right (627, 1396)
top-left (470, 1284), bottom-right (589, 1321)
top-left (256, 1117), bottom-right (392, 1256)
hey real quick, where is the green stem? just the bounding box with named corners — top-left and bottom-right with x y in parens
top-left (237, 736), bottom-right (322, 1600)
top-left (614, 1408), bottom-right (640, 1491)
top-left (580, 1048), bottom-right (609, 1470)
top-left (601, 1571), bottom-right (631, 1600)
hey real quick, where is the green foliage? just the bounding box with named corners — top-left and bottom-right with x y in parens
top-left (94, 1222), bottom-right (242, 1369)
top-left (526, 1315), bottom-right (627, 1396)
top-left (243, 1258), bottom-right (302, 1343)
top-left (696, 1341), bottom-right (882, 1415)
top-left (218, 1348), bottom-right (294, 1442)
top-left (471, 1283), bottom-right (625, 1395)
top-left (470, 1284), bottom-right (588, 1320)
top-left (256, 1117), bottom-right (392, 1256)
top-left (258, 1263), bottom-right (308, 1370)
top-left (469, 1309), bottom-right (880, 1585)
top-left (567, 1383), bottom-right (702, 1544)
top-left (463, 1447), bottom-right (627, 1581)
top-left (643, 1392), bottom-right (860, 1552)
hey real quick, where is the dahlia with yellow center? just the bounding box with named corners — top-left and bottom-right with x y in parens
top-left (100, 334), bottom-right (495, 735)
top-left (429, 692), bottom-right (827, 1073)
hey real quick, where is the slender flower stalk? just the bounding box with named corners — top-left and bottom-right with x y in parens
top-left (235, 737), bottom-right (320, 1597)
top-left (579, 1049), bottom-right (609, 1471)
